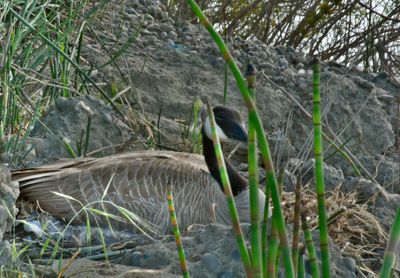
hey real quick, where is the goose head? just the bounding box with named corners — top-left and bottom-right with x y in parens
top-left (202, 106), bottom-right (248, 144)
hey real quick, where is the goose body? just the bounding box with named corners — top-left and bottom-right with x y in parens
top-left (13, 106), bottom-right (266, 234)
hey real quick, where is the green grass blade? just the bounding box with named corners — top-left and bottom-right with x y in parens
top-left (380, 204), bottom-right (400, 278)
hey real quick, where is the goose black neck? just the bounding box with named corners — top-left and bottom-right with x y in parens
top-left (202, 127), bottom-right (247, 195)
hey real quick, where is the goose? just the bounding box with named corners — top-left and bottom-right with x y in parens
top-left (12, 106), bottom-right (266, 234)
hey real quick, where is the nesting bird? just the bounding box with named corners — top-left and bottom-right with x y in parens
top-left (13, 106), bottom-right (266, 234)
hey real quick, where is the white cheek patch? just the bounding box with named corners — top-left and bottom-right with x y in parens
top-left (204, 116), bottom-right (229, 141)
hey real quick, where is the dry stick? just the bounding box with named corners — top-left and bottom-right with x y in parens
top-left (260, 71), bottom-right (389, 200)
top-left (205, 100), bottom-right (252, 277)
top-left (167, 184), bottom-right (189, 278)
top-left (57, 248), bottom-right (81, 278)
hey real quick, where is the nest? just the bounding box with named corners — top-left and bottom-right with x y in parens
top-left (281, 184), bottom-right (387, 276)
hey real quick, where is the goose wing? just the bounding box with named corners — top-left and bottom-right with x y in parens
top-left (13, 151), bottom-right (225, 233)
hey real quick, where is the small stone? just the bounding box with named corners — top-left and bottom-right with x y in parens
top-left (201, 253), bottom-right (222, 273)
top-left (159, 32), bottom-right (168, 40)
top-left (218, 271), bottom-right (233, 278)
top-left (231, 49), bottom-right (240, 57)
top-left (102, 112), bottom-right (112, 124)
top-left (89, 69), bottom-right (99, 79)
top-left (279, 57), bottom-right (288, 67)
top-left (144, 14), bottom-right (154, 25)
top-left (55, 97), bottom-right (69, 112)
top-left (295, 63), bottom-right (304, 70)
top-left (126, 8), bottom-right (137, 15)
top-left (159, 23), bottom-right (173, 33)
top-left (167, 31), bottom-right (178, 40)
top-left (182, 26), bottom-right (191, 34)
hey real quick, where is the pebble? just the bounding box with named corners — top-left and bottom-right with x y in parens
top-left (167, 31), bottom-right (178, 40)
top-left (128, 251), bottom-right (142, 266)
top-left (201, 253), bottom-right (222, 273)
top-left (218, 271), bottom-right (233, 278)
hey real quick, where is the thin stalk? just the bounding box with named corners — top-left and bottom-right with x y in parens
top-left (380, 204), bottom-right (400, 278)
top-left (192, 99), bottom-right (200, 153)
top-left (186, 2), bottom-right (294, 276)
top-left (246, 63), bottom-right (262, 277)
top-left (292, 177), bottom-right (302, 272)
top-left (223, 31), bottom-right (228, 105)
top-left (274, 246), bottom-right (282, 276)
top-left (267, 216), bottom-right (279, 278)
top-left (167, 184), bottom-right (190, 278)
top-left (262, 185), bottom-right (270, 278)
top-left (297, 246), bottom-right (305, 278)
top-left (301, 213), bottom-right (320, 278)
top-left (84, 113), bottom-right (93, 157)
top-left (324, 136), bottom-right (352, 161)
top-left (312, 60), bottom-right (330, 277)
top-left (205, 100), bottom-right (252, 277)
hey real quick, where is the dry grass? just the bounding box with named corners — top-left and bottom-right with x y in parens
top-left (282, 183), bottom-right (387, 275)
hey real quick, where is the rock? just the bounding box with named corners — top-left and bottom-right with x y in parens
top-left (201, 253), bottom-right (222, 273)
top-left (26, 96), bottom-right (130, 164)
top-left (0, 165), bottom-right (19, 242)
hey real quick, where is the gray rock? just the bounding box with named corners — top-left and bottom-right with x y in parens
top-left (0, 165), bottom-right (19, 242)
top-left (298, 159), bottom-right (345, 192)
top-left (167, 31), bottom-right (178, 40)
top-left (341, 177), bottom-right (378, 201)
top-left (201, 253), bottom-right (222, 273)
top-left (26, 96), bottom-right (130, 164)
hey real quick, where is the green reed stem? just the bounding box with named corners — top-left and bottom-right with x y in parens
top-left (312, 60), bottom-right (330, 277)
top-left (267, 215), bottom-right (278, 278)
top-left (380, 204), bottom-right (400, 278)
top-left (186, 1), bottom-right (294, 276)
top-left (301, 213), bottom-right (320, 278)
top-left (246, 64), bottom-right (262, 277)
top-left (292, 177), bottom-right (302, 272)
top-left (167, 184), bottom-right (190, 278)
top-left (297, 245), bottom-right (305, 278)
top-left (205, 100), bottom-right (252, 277)
top-left (262, 185), bottom-right (270, 278)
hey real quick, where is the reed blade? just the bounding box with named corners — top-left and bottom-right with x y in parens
top-left (312, 60), bottom-right (331, 277)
